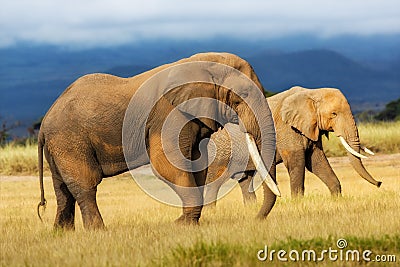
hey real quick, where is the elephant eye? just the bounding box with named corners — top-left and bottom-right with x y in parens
top-left (230, 96), bottom-right (242, 106)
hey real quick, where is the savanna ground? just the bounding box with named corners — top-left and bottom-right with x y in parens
top-left (1, 122), bottom-right (399, 266)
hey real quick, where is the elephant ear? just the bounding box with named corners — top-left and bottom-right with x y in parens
top-left (281, 90), bottom-right (319, 141)
top-left (163, 83), bottom-right (219, 132)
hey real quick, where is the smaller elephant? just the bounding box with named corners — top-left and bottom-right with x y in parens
top-left (204, 123), bottom-right (278, 209)
top-left (205, 86), bottom-right (381, 205)
top-left (204, 123), bottom-right (256, 205)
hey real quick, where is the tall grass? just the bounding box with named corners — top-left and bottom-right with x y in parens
top-left (324, 121), bottom-right (400, 157)
top-left (1, 158), bottom-right (399, 266)
top-left (0, 141), bottom-right (50, 176)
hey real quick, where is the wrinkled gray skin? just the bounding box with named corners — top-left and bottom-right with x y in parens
top-left (205, 86), bottom-right (381, 204)
top-left (37, 52), bottom-right (277, 230)
top-left (204, 123), bottom-right (259, 205)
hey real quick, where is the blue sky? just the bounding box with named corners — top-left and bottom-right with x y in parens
top-left (1, 0), bottom-right (399, 48)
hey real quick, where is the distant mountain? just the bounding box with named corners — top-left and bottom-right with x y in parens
top-left (104, 49), bottom-right (400, 107)
top-left (0, 37), bottom-right (399, 137)
top-left (246, 50), bottom-right (400, 106)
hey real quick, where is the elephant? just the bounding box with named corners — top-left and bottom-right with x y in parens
top-left (205, 86), bottom-right (381, 205)
top-left (204, 123), bottom-right (264, 206)
top-left (37, 52), bottom-right (279, 230)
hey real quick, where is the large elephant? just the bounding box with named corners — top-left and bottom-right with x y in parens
top-left (205, 86), bottom-right (381, 204)
top-left (37, 52), bottom-right (279, 230)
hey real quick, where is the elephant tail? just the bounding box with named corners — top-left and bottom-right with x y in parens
top-left (37, 133), bottom-right (47, 222)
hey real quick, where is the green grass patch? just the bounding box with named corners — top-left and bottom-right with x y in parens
top-left (157, 241), bottom-right (242, 267)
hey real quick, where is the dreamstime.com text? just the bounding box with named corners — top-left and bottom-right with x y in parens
top-left (257, 239), bottom-right (397, 263)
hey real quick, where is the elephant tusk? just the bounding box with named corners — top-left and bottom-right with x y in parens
top-left (361, 146), bottom-right (375, 155)
top-left (339, 136), bottom-right (368, 159)
top-left (245, 133), bottom-right (281, 197)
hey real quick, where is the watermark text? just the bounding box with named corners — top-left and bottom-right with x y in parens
top-left (257, 239), bottom-right (397, 263)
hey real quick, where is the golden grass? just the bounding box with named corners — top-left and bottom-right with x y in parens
top-left (0, 142), bottom-right (51, 176)
top-left (1, 156), bottom-right (399, 266)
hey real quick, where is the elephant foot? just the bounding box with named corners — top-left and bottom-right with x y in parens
top-left (330, 191), bottom-right (342, 198)
top-left (174, 205), bottom-right (202, 225)
top-left (175, 214), bottom-right (200, 225)
top-left (53, 211), bottom-right (76, 231)
top-left (53, 221), bottom-right (75, 231)
top-left (290, 191), bottom-right (305, 199)
top-left (256, 214), bottom-right (268, 220)
top-left (81, 213), bottom-right (106, 230)
top-left (329, 184), bottom-right (342, 197)
top-left (84, 221), bottom-right (106, 231)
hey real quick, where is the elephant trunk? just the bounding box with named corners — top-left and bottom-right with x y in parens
top-left (348, 149), bottom-right (382, 187)
top-left (339, 119), bottom-right (382, 187)
top-left (239, 97), bottom-right (277, 181)
top-left (238, 95), bottom-right (279, 219)
top-left (257, 162), bottom-right (277, 219)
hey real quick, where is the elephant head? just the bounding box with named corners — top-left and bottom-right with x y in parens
top-left (280, 86), bottom-right (381, 187)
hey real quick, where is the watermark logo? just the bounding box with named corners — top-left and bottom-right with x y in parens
top-left (257, 238), bottom-right (397, 263)
top-left (122, 60), bottom-right (275, 207)
top-left (336, 238), bottom-right (347, 249)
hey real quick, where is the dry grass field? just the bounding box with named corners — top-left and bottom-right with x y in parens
top-left (323, 121), bottom-right (400, 157)
top-left (1, 152), bottom-right (399, 266)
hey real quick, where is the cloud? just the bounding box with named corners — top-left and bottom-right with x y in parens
top-left (1, 0), bottom-right (399, 47)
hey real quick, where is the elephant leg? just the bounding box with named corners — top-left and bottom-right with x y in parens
top-left (164, 171), bottom-right (203, 224)
top-left (306, 146), bottom-right (342, 196)
top-left (148, 132), bottom-right (203, 224)
top-left (238, 171), bottom-right (257, 205)
top-left (72, 186), bottom-right (104, 230)
top-left (193, 167), bottom-right (207, 209)
top-left (257, 163), bottom-right (277, 218)
top-left (52, 176), bottom-right (76, 230)
top-left (192, 146), bottom-right (208, 198)
top-left (284, 151), bottom-right (306, 197)
top-left (45, 150), bottom-right (76, 230)
top-left (51, 148), bottom-right (105, 230)
top-left (204, 173), bottom-right (229, 207)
